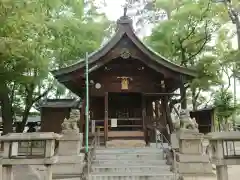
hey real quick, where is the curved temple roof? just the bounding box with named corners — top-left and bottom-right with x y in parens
top-left (52, 15), bottom-right (197, 80)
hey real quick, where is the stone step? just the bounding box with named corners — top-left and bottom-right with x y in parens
top-left (92, 159), bottom-right (167, 166)
top-left (95, 153), bottom-right (164, 160)
top-left (92, 164), bottom-right (170, 173)
top-left (96, 148), bottom-right (163, 154)
top-left (89, 173), bottom-right (175, 180)
top-left (95, 150), bottom-right (164, 155)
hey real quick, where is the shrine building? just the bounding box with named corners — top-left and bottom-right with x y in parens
top-left (39, 14), bottom-right (213, 146)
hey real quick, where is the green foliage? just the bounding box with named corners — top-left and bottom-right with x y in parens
top-left (213, 89), bottom-right (237, 123)
top-left (0, 0), bottom-right (110, 132)
top-left (145, 0), bottom-right (234, 110)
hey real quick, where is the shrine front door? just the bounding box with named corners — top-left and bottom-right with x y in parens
top-left (106, 92), bottom-right (144, 140)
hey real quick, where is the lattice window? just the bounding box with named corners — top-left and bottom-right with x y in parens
top-left (9, 140), bottom-right (46, 158)
top-left (222, 140), bottom-right (240, 159)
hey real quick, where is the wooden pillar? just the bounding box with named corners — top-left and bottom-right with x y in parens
top-left (164, 95), bottom-right (174, 133)
top-left (104, 92), bottom-right (108, 146)
top-left (160, 80), bottom-right (170, 141)
top-left (142, 94), bottom-right (147, 144)
top-left (146, 97), bottom-right (153, 116)
top-left (161, 96), bottom-right (171, 142)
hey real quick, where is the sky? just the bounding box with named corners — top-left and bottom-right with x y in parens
top-left (100, 0), bottom-right (125, 21)
top-left (99, 0), bottom-right (240, 103)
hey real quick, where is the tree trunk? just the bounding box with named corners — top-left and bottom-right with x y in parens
top-left (18, 85), bottom-right (34, 132)
top-left (191, 87), bottom-right (197, 111)
top-left (0, 84), bottom-right (13, 134)
top-left (18, 105), bottom-right (32, 132)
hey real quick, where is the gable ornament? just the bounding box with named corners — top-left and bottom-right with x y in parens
top-left (120, 48), bottom-right (131, 59)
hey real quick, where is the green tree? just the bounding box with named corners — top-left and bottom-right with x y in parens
top-left (0, 0), bottom-right (110, 133)
top-left (145, 0), bottom-right (226, 110)
top-left (213, 89), bottom-right (237, 131)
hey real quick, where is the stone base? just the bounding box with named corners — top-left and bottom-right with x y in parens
top-left (60, 131), bottom-right (82, 140)
top-left (176, 153), bottom-right (210, 163)
top-left (177, 162), bottom-right (214, 174)
top-left (57, 154), bottom-right (85, 163)
top-left (179, 174), bottom-right (216, 180)
top-left (106, 140), bottom-right (145, 148)
top-left (52, 163), bottom-right (85, 175)
top-left (52, 154), bottom-right (85, 175)
top-left (176, 130), bottom-right (204, 154)
top-left (58, 140), bottom-right (81, 156)
top-left (58, 133), bottom-right (83, 156)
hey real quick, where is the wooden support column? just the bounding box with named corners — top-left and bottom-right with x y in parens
top-left (160, 80), bottom-right (170, 141)
top-left (104, 92), bottom-right (108, 146)
top-left (165, 96), bottom-right (174, 133)
top-left (142, 94), bottom-right (147, 144)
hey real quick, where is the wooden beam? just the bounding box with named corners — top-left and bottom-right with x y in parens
top-left (144, 93), bottom-right (180, 96)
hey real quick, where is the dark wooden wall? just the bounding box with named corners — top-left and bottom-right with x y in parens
top-left (90, 97), bottom-right (104, 120)
top-left (41, 107), bottom-right (71, 133)
top-left (88, 58), bottom-right (165, 96)
top-left (190, 109), bottom-right (214, 134)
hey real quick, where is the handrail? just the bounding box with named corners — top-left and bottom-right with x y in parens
top-left (155, 128), bottom-right (178, 180)
top-left (80, 128), bottom-right (100, 180)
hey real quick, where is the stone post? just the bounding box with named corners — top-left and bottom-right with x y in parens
top-left (44, 165), bottom-right (53, 180)
top-left (2, 165), bottom-right (13, 180)
top-left (176, 129), bottom-right (215, 180)
top-left (206, 131), bottom-right (240, 180)
top-left (52, 109), bottom-right (85, 176)
top-left (216, 165), bottom-right (228, 180)
top-left (214, 139), bottom-right (228, 180)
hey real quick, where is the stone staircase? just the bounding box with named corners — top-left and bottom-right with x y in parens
top-left (89, 147), bottom-right (175, 180)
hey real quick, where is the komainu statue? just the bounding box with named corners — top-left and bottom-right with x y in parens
top-left (179, 109), bottom-right (199, 132)
top-left (61, 109), bottom-right (80, 132)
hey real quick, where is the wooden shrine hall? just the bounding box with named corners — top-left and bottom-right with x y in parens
top-left (49, 14), bottom-right (197, 145)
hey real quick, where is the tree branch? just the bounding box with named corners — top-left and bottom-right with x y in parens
top-left (178, 0), bottom-right (211, 45)
top-left (222, 66), bottom-right (232, 90)
top-left (194, 89), bottom-right (201, 102)
top-left (188, 20), bottom-right (210, 60)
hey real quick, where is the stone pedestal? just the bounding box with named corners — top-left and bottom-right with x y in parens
top-left (53, 131), bottom-right (84, 176)
top-left (58, 130), bottom-right (83, 156)
top-left (176, 129), bottom-right (215, 179)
